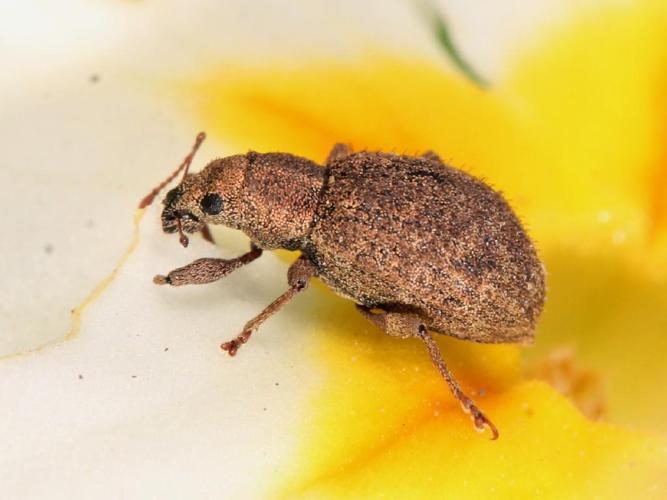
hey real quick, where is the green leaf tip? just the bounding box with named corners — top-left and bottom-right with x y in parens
top-left (414, 0), bottom-right (489, 88)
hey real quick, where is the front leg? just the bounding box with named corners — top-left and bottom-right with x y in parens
top-left (154, 244), bottom-right (262, 286)
top-left (221, 255), bottom-right (317, 356)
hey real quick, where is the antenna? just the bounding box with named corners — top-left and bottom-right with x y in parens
top-left (176, 218), bottom-right (189, 248)
top-left (139, 132), bottom-right (207, 209)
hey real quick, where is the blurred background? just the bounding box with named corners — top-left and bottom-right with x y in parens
top-left (1, 0), bottom-right (666, 497)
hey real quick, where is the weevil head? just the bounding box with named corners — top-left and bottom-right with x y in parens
top-left (160, 154), bottom-right (248, 238)
top-left (161, 151), bottom-right (325, 249)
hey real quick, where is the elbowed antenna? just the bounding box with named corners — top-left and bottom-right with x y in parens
top-left (138, 132), bottom-right (207, 209)
top-left (176, 218), bottom-right (189, 248)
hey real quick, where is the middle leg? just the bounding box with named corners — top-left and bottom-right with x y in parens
top-left (356, 305), bottom-right (499, 439)
top-left (326, 143), bottom-right (353, 164)
top-left (221, 255), bottom-right (317, 356)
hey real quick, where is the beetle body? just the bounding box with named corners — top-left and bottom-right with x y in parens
top-left (307, 152), bottom-right (545, 344)
top-left (164, 149), bottom-right (545, 344)
top-left (152, 139), bottom-right (546, 439)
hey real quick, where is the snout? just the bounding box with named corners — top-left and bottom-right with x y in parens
top-left (161, 208), bottom-right (202, 234)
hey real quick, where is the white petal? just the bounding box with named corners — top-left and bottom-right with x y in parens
top-left (0, 202), bottom-right (321, 497)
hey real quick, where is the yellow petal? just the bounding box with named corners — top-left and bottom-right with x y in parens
top-left (274, 298), bottom-right (667, 498)
top-left (505, 1), bottom-right (667, 264)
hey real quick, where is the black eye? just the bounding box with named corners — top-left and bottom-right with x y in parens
top-left (200, 193), bottom-right (224, 215)
top-left (164, 186), bottom-right (182, 206)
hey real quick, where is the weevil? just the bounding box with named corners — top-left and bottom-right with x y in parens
top-left (141, 133), bottom-right (546, 439)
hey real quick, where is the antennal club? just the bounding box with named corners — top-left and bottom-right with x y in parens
top-left (176, 218), bottom-right (189, 248)
top-left (139, 132), bottom-right (207, 209)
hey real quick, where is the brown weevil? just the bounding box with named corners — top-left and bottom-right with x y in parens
top-left (141, 133), bottom-right (546, 440)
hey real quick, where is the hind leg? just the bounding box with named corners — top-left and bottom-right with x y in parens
top-left (356, 305), bottom-right (499, 439)
top-left (326, 143), bottom-right (353, 164)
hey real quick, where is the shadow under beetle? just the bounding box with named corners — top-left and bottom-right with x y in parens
top-left (141, 133), bottom-right (546, 440)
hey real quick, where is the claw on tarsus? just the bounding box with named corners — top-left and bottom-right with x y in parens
top-left (464, 400), bottom-right (499, 440)
top-left (221, 330), bottom-right (252, 357)
top-left (221, 340), bottom-right (241, 356)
